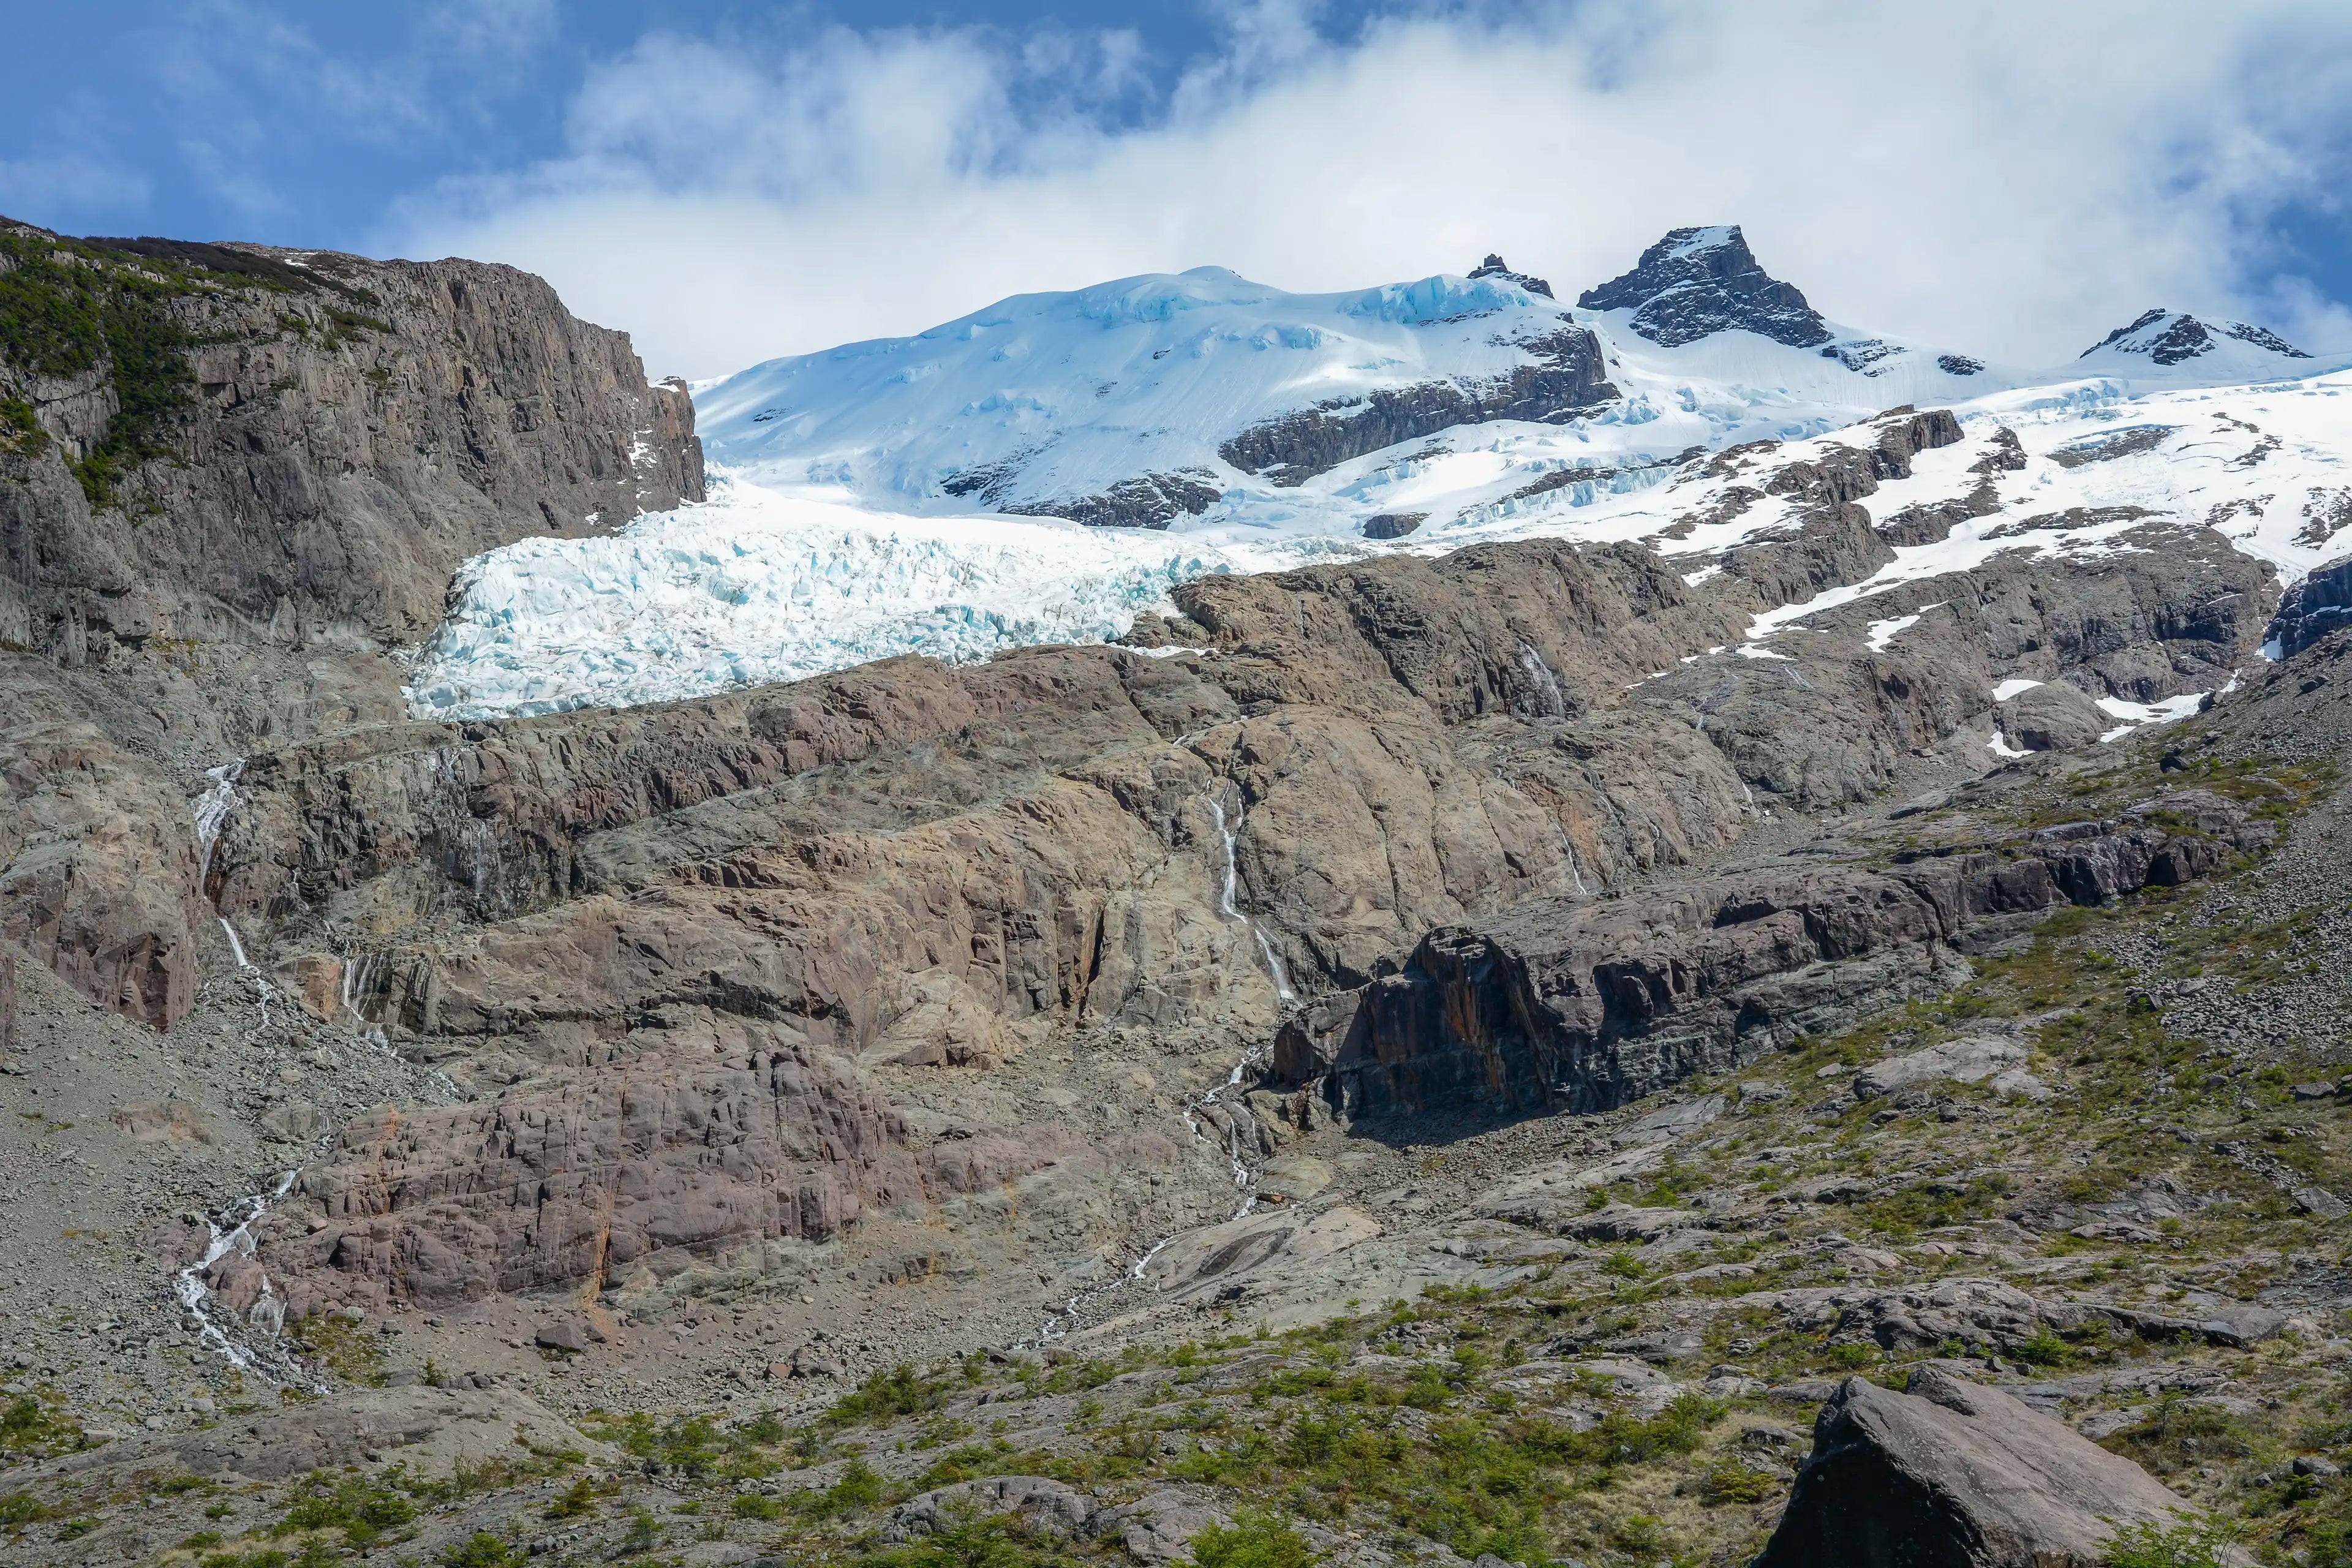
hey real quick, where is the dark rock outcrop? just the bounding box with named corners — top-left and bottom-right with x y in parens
top-left (1003, 470), bottom-right (1221, 529)
top-left (1754, 1368), bottom-right (2188, 1568)
top-left (2266, 554), bottom-right (2352, 660)
top-left (1577, 226), bottom-right (1832, 349)
top-left (2082, 307), bottom-right (2311, 366)
top-left (1466, 254), bottom-right (1554, 299)
top-left (1361, 513), bottom-right (1425, 540)
top-left (1270, 793), bottom-right (2267, 1119)
top-left (1218, 327), bottom-right (1615, 486)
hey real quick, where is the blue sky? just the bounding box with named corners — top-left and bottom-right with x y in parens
top-left (7, 1), bottom-right (2350, 379)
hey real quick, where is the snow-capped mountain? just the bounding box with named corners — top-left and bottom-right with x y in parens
top-left (693, 225), bottom-right (1999, 542)
top-left (2075, 307), bottom-right (2314, 378)
top-left (409, 227), bottom-right (2350, 719)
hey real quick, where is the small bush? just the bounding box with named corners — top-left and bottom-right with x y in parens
top-left (1188, 1510), bottom-right (1318, 1568)
top-left (439, 1532), bottom-right (526, 1568)
top-left (1700, 1458), bottom-right (1784, 1505)
top-left (2101, 1519), bottom-right (2238, 1568)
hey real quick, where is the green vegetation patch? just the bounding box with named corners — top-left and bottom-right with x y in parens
top-left (0, 230), bottom-right (195, 506)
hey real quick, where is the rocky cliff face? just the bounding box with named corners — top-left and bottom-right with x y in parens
top-left (0, 220), bottom-right (702, 1031)
top-left (1, 222), bottom-right (701, 663)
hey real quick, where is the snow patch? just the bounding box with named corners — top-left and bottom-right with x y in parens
top-left (1864, 613), bottom-right (1920, 652)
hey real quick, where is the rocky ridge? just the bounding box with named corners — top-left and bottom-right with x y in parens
top-left (1577, 225), bottom-right (1832, 349)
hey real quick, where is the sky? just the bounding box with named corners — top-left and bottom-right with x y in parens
top-left (7, 0), bottom-right (2352, 381)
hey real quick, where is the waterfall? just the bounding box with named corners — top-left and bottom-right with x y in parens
top-left (1208, 796), bottom-right (1294, 1002)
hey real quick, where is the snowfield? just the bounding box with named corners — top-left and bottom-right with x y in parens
top-left (409, 243), bottom-right (2351, 722)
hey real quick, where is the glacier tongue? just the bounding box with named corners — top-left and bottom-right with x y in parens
top-left (404, 478), bottom-right (1258, 720)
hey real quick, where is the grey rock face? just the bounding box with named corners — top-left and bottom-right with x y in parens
top-left (0, 221), bottom-right (703, 660)
top-left (1853, 1035), bottom-right (2027, 1099)
top-left (1361, 512), bottom-right (1425, 539)
top-left (1754, 1368), bottom-right (2187, 1568)
top-left (1270, 796), bottom-right (2265, 1120)
top-left (1218, 326), bottom-right (1615, 485)
top-left (1577, 226), bottom-right (1832, 349)
top-left (2266, 554), bottom-right (2352, 660)
top-left (1000, 470), bottom-right (1221, 529)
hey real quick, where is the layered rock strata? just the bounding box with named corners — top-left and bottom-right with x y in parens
top-left (1269, 792), bottom-right (2268, 1120)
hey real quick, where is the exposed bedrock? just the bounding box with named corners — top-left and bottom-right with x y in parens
top-left (1269, 791), bottom-right (2267, 1120)
top-left (1577, 225), bottom-right (1834, 349)
top-left (1001, 470), bottom-right (1221, 529)
top-left (228, 1019), bottom-right (1076, 1316)
top-left (1216, 325), bottom-right (1617, 486)
top-left (0, 223), bottom-right (703, 666)
top-left (2268, 551), bottom-right (2352, 660)
top-left (0, 223), bottom-right (703, 1028)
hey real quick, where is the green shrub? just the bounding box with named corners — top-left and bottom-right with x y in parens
top-left (439, 1532), bottom-right (526, 1568)
top-left (829, 1365), bottom-right (959, 1426)
top-left (1188, 1510), bottom-right (1318, 1568)
top-left (278, 1473), bottom-right (416, 1545)
top-left (0, 396), bottom-right (45, 457)
top-left (2100, 1519), bottom-right (2237, 1568)
top-left (1700, 1458), bottom-right (1784, 1505)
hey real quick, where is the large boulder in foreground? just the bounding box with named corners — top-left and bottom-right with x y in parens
top-left (1756, 1368), bottom-right (2188, 1568)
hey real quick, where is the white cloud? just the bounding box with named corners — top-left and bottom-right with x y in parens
top-left (384, 0), bottom-right (2352, 380)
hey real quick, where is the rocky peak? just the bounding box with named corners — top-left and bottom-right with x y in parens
top-left (1577, 224), bottom-right (1832, 349)
top-left (2082, 307), bottom-right (2311, 366)
top-left (1466, 252), bottom-right (1554, 300)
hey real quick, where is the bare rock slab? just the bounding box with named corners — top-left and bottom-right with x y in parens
top-left (1755, 1367), bottom-right (2189, 1568)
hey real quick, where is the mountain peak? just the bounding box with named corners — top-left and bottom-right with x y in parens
top-left (2081, 307), bottom-right (2310, 366)
top-left (1578, 225), bottom-right (1831, 349)
top-left (1466, 252), bottom-right (1553, 300)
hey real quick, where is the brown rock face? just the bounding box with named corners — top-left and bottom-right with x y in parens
top-left (0, 722), bottom-right (209, 1029)
top-left (0, 223), bottom-right (703, 660)
top-left (0, 222), bottom-right (703, 1030)
top-left (1755, 1368), bottom-right (2187, 1568)
top-left (252, 1026), bottom-right (1044, 1313)
top-left (1270, 793), bottom-right (2267, 1119)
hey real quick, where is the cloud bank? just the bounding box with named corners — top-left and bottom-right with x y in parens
top-left (386, 0), bottom-right (2352, 380)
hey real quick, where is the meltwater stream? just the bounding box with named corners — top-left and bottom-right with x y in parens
top-left (1027, 793), bottom-right (1294, 1343)
top-left (181, 759), bottom-right (324, 1381)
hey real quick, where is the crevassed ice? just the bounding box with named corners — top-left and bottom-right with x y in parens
top-left (404, 478), bottom-right (1250, 720)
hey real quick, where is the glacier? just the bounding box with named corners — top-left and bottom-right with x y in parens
top-left (407, 482), bottom-right (1268, 718)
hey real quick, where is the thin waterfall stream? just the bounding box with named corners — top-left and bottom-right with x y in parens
top-left (1025, 790), bottom-right (1294, 1343)
top-left (181, 759), bottom-right (315, 1381)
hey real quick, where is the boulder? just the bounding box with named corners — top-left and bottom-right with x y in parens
top-left (533, 1321), bottom-right (589, 1354)
top-left (1999, 681), bottom-right (2109, 752)
top-left (883, 1476), bottom-right (1101, 1543)
top-left (1755, 1368), bottom-right (2190, 1567)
